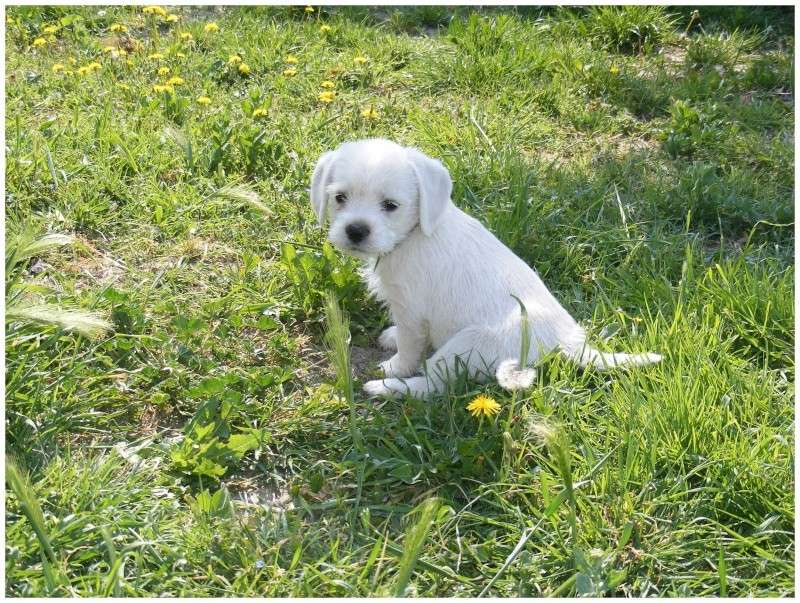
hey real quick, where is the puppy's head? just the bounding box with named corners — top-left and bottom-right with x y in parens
top-left (310, 138), bottom-right (452, 258)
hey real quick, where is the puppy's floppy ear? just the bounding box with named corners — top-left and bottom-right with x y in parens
top-left (406, 147), bottom-right (453, 236)
top-left (310, 150), bottom-right (337, 226)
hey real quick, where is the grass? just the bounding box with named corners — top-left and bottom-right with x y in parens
top-left (4, 5), bottom-right (794, 597)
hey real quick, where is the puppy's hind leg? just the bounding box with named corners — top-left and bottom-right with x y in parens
top-left (363, 327), bottom-right (502, 399)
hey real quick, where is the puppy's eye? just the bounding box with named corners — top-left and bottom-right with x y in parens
top-left (382, 199), bottom-right (398, 212)
top-left (335, 193), bottom-right (347, 204)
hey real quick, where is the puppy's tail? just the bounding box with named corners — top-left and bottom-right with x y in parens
top-left (495, 359), bottom-right (537, 391)
top-left (563, 342), bottom-right (662, 370)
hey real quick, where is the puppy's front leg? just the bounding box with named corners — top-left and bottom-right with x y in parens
top-left (379, 324), bottom-right (425, 378)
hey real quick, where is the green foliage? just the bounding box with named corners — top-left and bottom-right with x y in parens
top-left (660, 99), bottom-right (725, 160)
top-left (579, 6), bottom-right (678, 54)
top-left (169, 380), bottom-right (267, 480)
top-left (279, 241), bottom-right (367, 326)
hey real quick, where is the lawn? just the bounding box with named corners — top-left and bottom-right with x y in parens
top-left (4, 5), bottom-right (795, 597)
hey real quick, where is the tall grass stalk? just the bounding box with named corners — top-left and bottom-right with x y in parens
top-left (323, 290), bottom-right (362, 451)
top-left (6, 457), bottom-right (57, 564)
top-left (392, 497), bottom-right (443, 596)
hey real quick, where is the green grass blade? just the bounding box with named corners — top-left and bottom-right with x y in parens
top-left (392, 498), bottom-right (444, 596)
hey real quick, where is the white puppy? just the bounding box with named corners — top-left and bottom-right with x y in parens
top-left (310, 138), bottom-right (661, 398)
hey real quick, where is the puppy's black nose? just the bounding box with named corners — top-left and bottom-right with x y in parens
top-left (345, 222), bottom-right (370, 244)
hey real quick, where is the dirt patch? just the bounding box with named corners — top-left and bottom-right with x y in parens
top-left (295, 334), bottom-right (386, 388)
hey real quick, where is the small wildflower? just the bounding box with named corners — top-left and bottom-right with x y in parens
top-left (109, 23), bottom-right (127, 33)
top-left (204, 22), bottom-right (219, 33)
top-left (282, 68), bottom-right (297, 77)
top-left (238, 62), bottom-right (251, 75)
top-left (165, 14), bottom-right (179, 23)
top-left (285, 54), bottom-right (298, 64)
top-left (166, 76), bottom-right (185, 86)
top-left (255, 559), bottom-right (266, 570)
top-left (158, 66), bottom-right (171, 76)
top-left (252, 107), bottom-right (269, 118)
top-left (143, 6), bottom-right (167, 18)
top-left (466, 395), bottom-right (501, 418)
top-left (319, 24), bottom-right (332, 33)
top-left (360, 106), bottom-right (378, 119)
top-left (179, 32), bottom-right (193, 41)
top-left (153, 83), bottom-right (174, 93)
top-left (43, 25), bottom-right (59, 35)
top-left (51, 63), bottom-right (65, 73)
top-left (318, 90), bottom-right (335, 103)
top-left (176, 52), bottom-right (186, 58)
top-left (148, 52), bottom-right (165, 60)
top-left (353, 55), bottom-right (368, 65)
top-left (228, 54), bottom-right (242, 65)
top-left (196, 95), bottom-right (211, 106)
top-left (117, 82), bottom-right (130, 91)
top-left (305, 5), bottom-right (315, 13)
top-left (68, 57), bottom-right (77, 65)
top-left (32, 37), bottom-right (47, 48)
top-left (103, 45), bottom-right (116, 53)
top-left (320, 80), bottom-right (335, 88)
top-left (114, 49), bottom-right (128, 57)
top-left (609, 65), bottom-right (620, 75)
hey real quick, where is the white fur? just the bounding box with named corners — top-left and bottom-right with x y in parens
top-left (310, 138), bottom-right (662, 399)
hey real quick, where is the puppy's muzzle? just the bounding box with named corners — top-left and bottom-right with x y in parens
top-left (345, 222), bottom-right (370, 244)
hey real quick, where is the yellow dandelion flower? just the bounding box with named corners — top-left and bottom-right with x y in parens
top-left (32, 37), bottom-right (47, 48)
top-left (466, 395), bottom-right (501, 418)
top-left (166, 76), bottom-right (184, 86)
top-left (238, 62), bottom-right (251, 75)
top-left (158, 66), bottom-right (171, 76)
top-left (282, 68), bottom-right (297, 76)
top-left (228, 54), bottom-right (242, 65)
top-left (285, 54), bottom-right (298, 64)
top-left (361, 106), bottom-right (378, 119)
top-left (353, 55), bottom-right (368, 65)
top-left (252, 107), bottom-right (269, 118)
top-left (196, 95), bottom-right (211, 106)
top-left (320, 25), bottom-right (332, 33)
top-left (85, 62), bottom-right (102, 72)
top-left (204, 22), bottom-right (219, 33)
top-left (116, 49), bottom-right (128, 57)
top-left (179, 32), bottom-right (193, 41)
top-left (609, 65), bottom-right (620, 75)
top-left (102, 45), bottom-right (116, 53)
top-left (148, 52), bottom-right (165, 60)
top-left (77, 66), bottom-right (91, 76)
top-left (320, 80), bottom-right (335, 89)
top-left (176, 52), bottom-right (186, 58)
top-left (305, 5), bottom-right (315, 13)
top-left (43, 25), bottom-right (59, 34)
top-left (51, 63), bottom-right (65, 73)
top-left (153, 84), bottom-right (174, 93)
top-left (318, 90), bottom-right (335, 103)
top-left (68, 57), bottom-right (77, 65)
top-left (109, 23), bottom-right (127, 33)
top-left (165, 14), bottom-right (179, 23)
top-left (143, 6), bottom-right (167, 18)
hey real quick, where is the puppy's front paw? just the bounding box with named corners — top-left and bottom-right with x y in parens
top-left (378, 326), bottom-right (398, 352)
top-left (363, 379), bottom-right (395, 397)
top-left (380, 354), bottom-right (417, 378)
